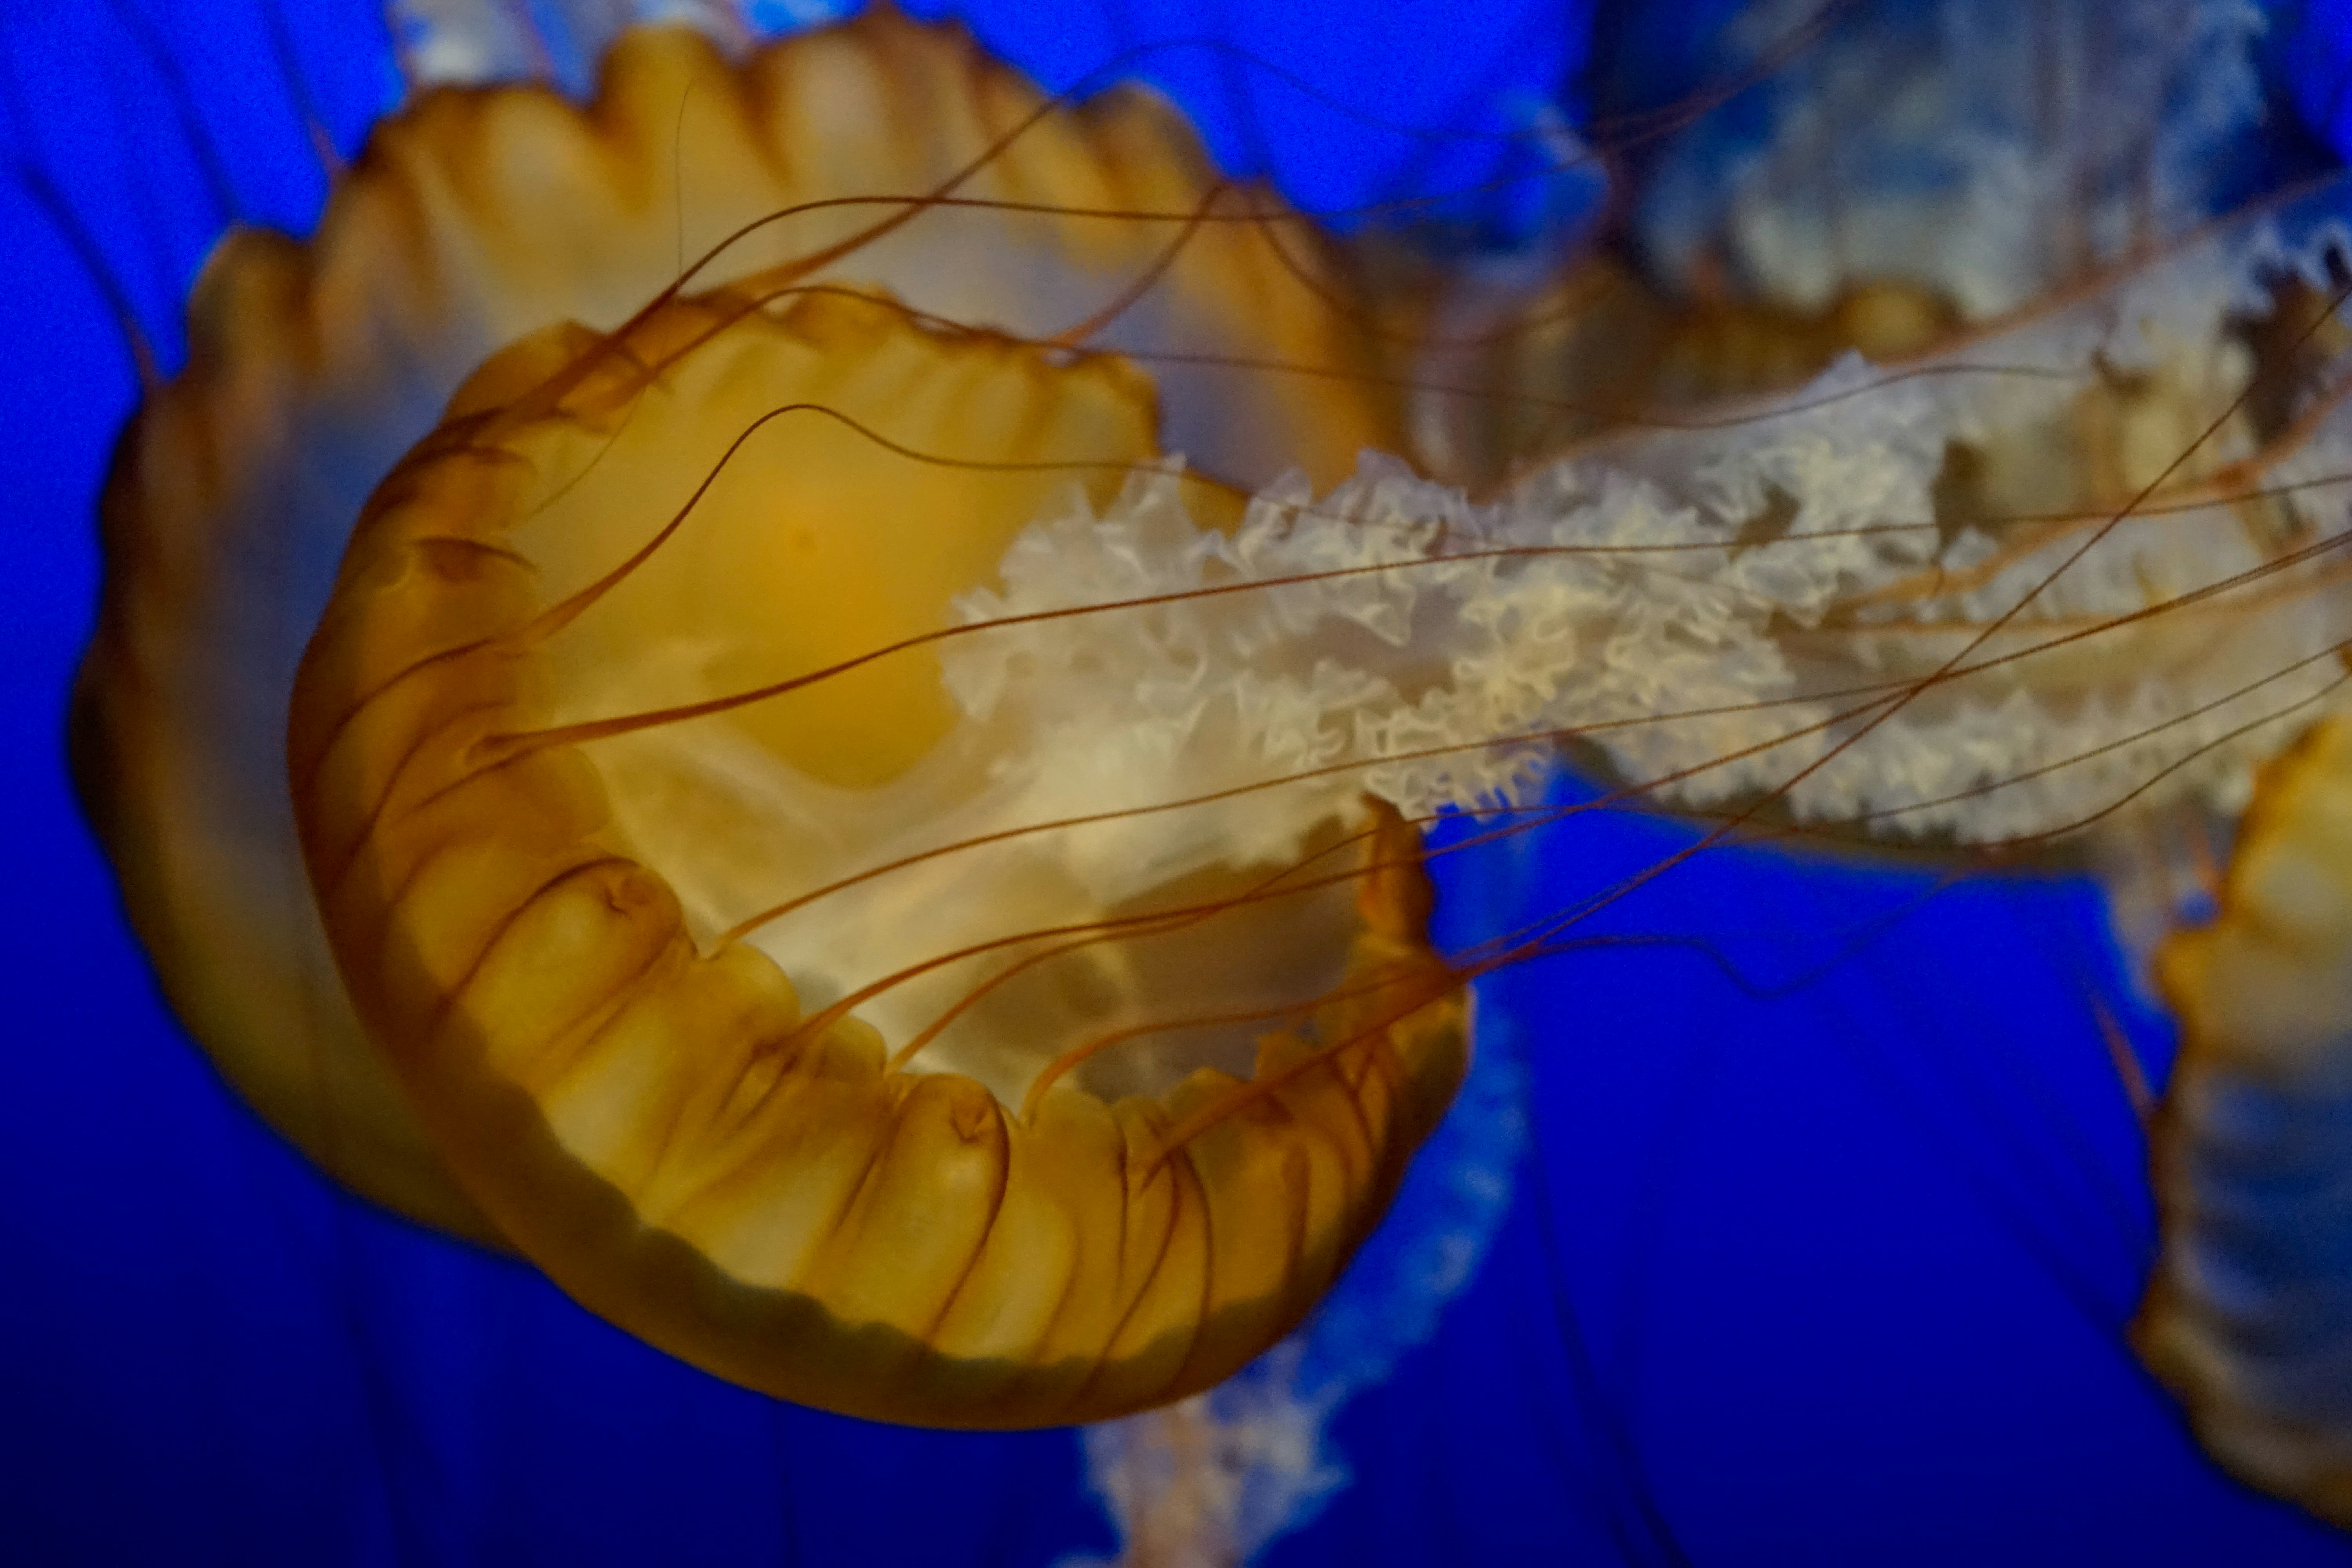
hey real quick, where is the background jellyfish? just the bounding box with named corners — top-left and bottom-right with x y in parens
top-left (11, 0), bottom-right (2352, 1564)
top-left (2149, 713), bottom-right (2352, 1523)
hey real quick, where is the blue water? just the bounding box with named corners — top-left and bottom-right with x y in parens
top-left (4, 2), bottom-right (2352, 1563)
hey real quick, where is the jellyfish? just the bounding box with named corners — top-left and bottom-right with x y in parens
top-left (17, 0), bottom-right (2352, 1564)
top-left (2145, 714), bottom-right (2352, 1524)
top-left (2122, 23), bottom-right (2352, 1526)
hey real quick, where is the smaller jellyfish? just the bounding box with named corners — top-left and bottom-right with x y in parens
top-left (2146, 714), bottom-right (2352, 1525)
top-left (2115, 1), bottom-right (2352, 1537)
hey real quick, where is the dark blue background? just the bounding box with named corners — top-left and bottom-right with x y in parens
top-left (4, 2), bottom-right (2351, 1563)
